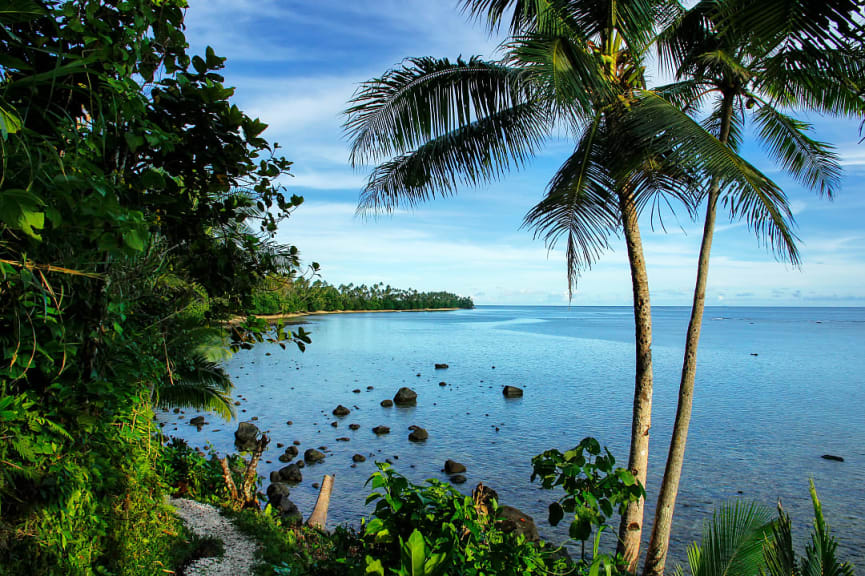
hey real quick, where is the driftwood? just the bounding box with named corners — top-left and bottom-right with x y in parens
top-left (220, 433), bottom-right (270, 510)
top-left (306, 474), bottom-right (334, 530)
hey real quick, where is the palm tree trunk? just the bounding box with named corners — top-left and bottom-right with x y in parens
top-left (616, 190), bottom-right (655, 572)
top-left (642, 91), bottom-right (735, 576)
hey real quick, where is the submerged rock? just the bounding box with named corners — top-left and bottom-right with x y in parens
top-left (450, 474), bottom-right (467, 484)
top-left (444, 459), bottom-right (466, 474)
top-left (277, 463), bottom-right (302, 483)
top-left (380, 399), bottom-right (394, 408)
top-left (821, 454), bottom-right (845, 462)
top-left (394, 387), bottom-right (418, 406)
top-left (502, 385), bottom-right (524, 398)
top-left (189, 416), bottom-right (205, 426)
top-left (349, 423), bottom-right (361, 430)
top-left (372, 425), bottom-right (391, 435)
top-left (408, 427), bottom-right (428, 442)
top-left (434, 363), bottom-right (449, 370)
top-left (304, 448), bottom-right (326, 463)
top-left (333, 405), bottom-right (351, 417)
top-left (352, 453), bottom-right (366, 463)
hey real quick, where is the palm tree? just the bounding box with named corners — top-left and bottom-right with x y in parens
top-left (345, 1), bottom-right (795, 567)
top-left (643, 2), bottom-right (865, 573)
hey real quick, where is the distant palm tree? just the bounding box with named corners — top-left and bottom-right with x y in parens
top-left (345, 0), bottom-right (795, 567)
top-left (643, 1), bottom-right (864, 572)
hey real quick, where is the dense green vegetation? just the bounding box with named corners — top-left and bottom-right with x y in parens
top-left (0, 1), bottom-right (307, 572)
top-left (249, 278), bottom-right (474, 314)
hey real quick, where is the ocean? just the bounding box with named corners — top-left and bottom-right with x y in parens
top-left (159, 306), bottom-right (865, 567)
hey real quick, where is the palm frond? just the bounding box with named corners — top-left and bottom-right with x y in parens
top-left (507, 32), bottom-right (611, 123)
top-left (459, 0), bottom-right (579, 36)
top-left (654, 79), bottom-right (713, 115)
top-left (657, 0), bottom-right (718, 77)
top-left (714, 0), bottom-right (864, 53)
top-left (345, 56), bottom-right (531, 166)
top-left (762, 504), bottom-right (797, 576)
top-left (753, 105), bottom-right (841, 198)
top-left (686, 500), bottom-right (774, 576)
top-left (523, 115), bottom-right (619, 298)
top-left (701, 95), bottom-right (744, 151)
top-left (757, 47), bottom-right (865, 116)
top-left (801, 480), bottom-right (856, 576)
top-left (626, 92), bottom-right (800, 265)
top-left (155, 377), bottom-right (234, 421)
top-left (357, 102), bottom-right (548, 213)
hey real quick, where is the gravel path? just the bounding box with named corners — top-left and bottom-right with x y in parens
top-left (170, 497), bottom-right (258, 576)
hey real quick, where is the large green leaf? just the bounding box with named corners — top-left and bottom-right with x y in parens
top-left (0, 189), bottom-right (45, 239)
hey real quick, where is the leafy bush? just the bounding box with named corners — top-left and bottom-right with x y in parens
top-left (360, 463), bottom-right (565, 576)
top-left (531, 437), bottom-right (644, 570)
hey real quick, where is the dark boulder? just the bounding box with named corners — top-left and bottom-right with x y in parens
top-left (439, 381), bottom-right (447, 387)
top-left (190, 416), bottom-right (205, 426)
top-left (372, 425), bottom-right (391, 435)
top-left (380, 399), bottom-right (394, 407)
top-left (408, 427), bottom-right (428, 442)
top-left (267, 482), bottom-right (291, 506)
top-left (276, 497), bottom-right (302, 525)
top-left (451, 474), bottom-right (467, 484)
top-left (497, 505), bottom-right (540, 541)
top-left (434, 363), bottom-right (449, 370)
top-left (333, 405), bottom-right (351, 417)
top-left (444, 459), bottom-right (466, 474)
top-left (277, 463), bottom-right (302, 483)
top-left (821, 454), bottom-right (845, 462)
top-left (349, 423), bottom-right (360, 430)
top-left (234, 421), bottom-right (260, 451)
top-left (352, 389), bottom-right (361, 393)
top-left (336, 437), bottom-right (350, 442)
top-left (393, 387), bottom-right (418, 406)
top-left (352, 453), bottom-right (366, 463)
top-left (502, 385), bottom-right (524, 398)
top-left (304, 448), bottom-right (326, 463)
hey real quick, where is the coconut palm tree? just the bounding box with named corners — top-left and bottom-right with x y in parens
top-left (642, 2), bottom-right (865, 572)
top-left (345, 1), bottom-right (796, 567)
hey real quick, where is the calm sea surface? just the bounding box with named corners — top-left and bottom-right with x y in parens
top-left (159, 306), bottom-right (865, 568)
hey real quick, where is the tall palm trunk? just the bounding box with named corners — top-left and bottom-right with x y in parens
top-left (642, 90), bottom-right (735, 576)
top-left (616, 189), bottom-right (655, 572)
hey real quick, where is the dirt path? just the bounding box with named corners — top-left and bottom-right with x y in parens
top-left (170, 497), bottom-right (257, 576)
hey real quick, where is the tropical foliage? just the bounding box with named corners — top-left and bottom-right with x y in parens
top-left (0, 1), bottom-right (305, 572)
top-left (250, 278), bottom-right (474, 314)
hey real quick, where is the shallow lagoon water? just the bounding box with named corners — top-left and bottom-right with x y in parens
top-left (160, 306), bottom-right (865, 567)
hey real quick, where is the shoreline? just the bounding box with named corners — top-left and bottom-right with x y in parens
top-left (233, 307), bottom-right (463, 324)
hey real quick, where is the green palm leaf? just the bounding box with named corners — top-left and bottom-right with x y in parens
top-left (358, 102), bottom-right (548, 213)
top-left (345, 57), bottom-right (533, 166)
top-left (684, 500), bottom-right (774, 576)
top-left (752, 105), bottom-right (841, 197)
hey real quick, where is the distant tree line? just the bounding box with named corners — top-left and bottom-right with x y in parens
top-left (249, 278), bottom-right (473, 314)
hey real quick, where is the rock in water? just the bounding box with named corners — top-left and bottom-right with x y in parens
top-left (277, 463), bottom-right (302, 483)
top-left (189, 416), bottom-right (205, 426)
top-left (408, 427), bottom-right (428, 442)
top-left (352, 453), bottom-right (366, 462)
top-left (439, 381), bottom-right (447, 387)
top-left (234, 421), bottom-right (260, 451)
top-left (821, 454), bottom-right (845, 462)
top-left (267, 482), bottom-right (291, 506)
top-left (444, 459), bottom-right (466, 474)
top-left (380, 399), bottom-right (394, 407)
top-left (333, 405), bottom-right (351, 416)
top-left (451, 474), bottom-right (467, 484)
top-left (304, 448), bottom-right (326, 463)
top-left (497, 505), bottom-right (540, 541)
top-left (349, 423), bottom-right (361, 430)
top-left (502, 385), bottom-right (523, 398)
top-left (372, 425), bottom-right (391, 435)
top-left (393, 387), bottom-right (418, 406)
top-left (435, 363), bottom-right (449, 369)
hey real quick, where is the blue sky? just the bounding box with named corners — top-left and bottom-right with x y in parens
top-left (185, 1), bottom-right (865, 306)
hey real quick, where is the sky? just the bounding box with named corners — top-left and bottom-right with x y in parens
top-left (184, 1), bottom-right (865, 306)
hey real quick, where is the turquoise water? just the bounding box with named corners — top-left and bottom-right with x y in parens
top-left (160, 306), bottom-right (865, 567)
